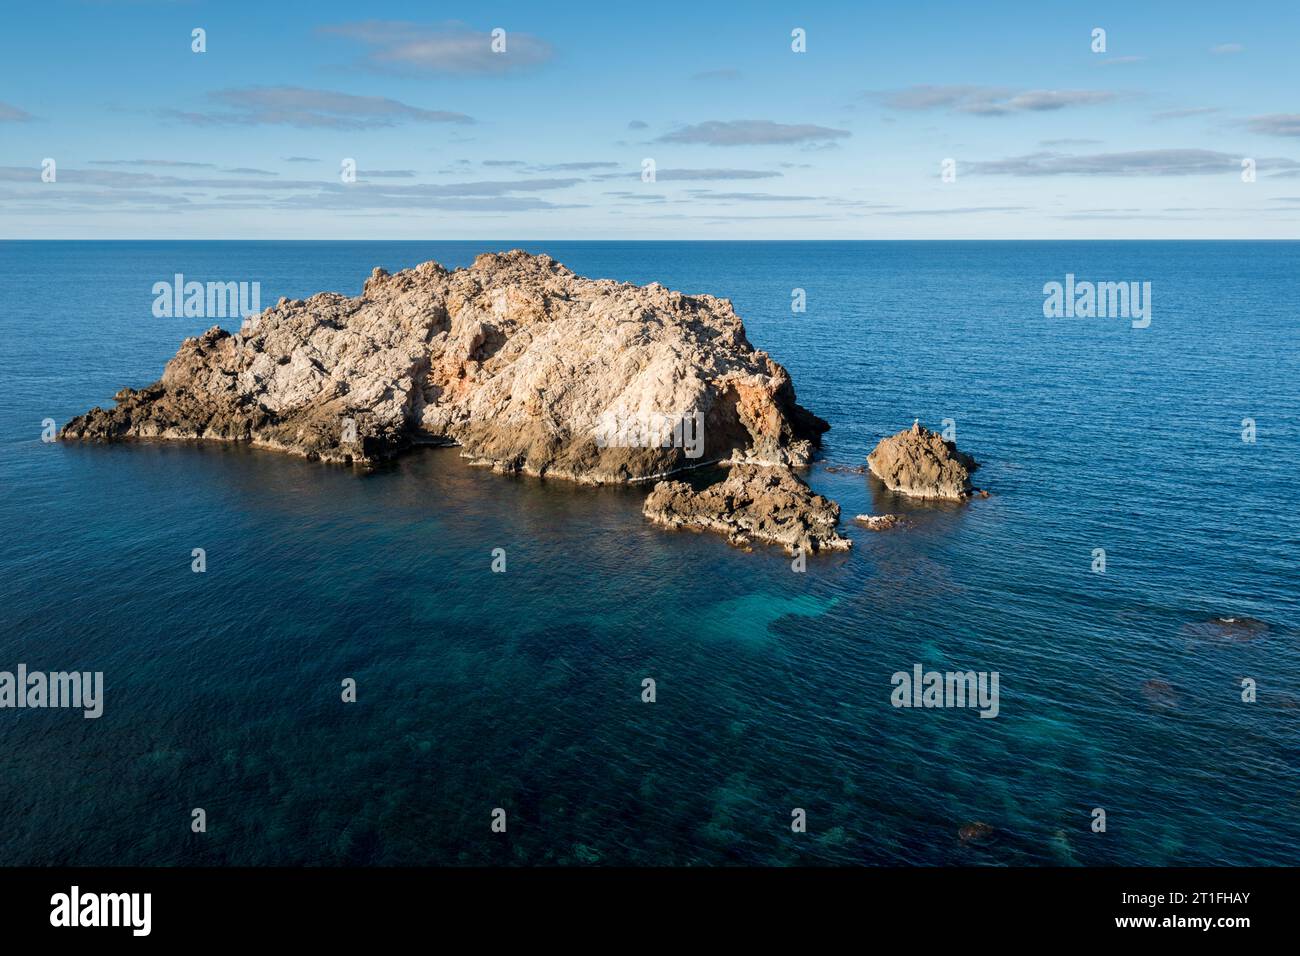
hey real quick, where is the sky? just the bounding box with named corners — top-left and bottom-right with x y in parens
top-left (2, 0), bottom-right (1299, 239)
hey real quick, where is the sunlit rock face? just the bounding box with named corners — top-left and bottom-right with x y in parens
top-left (63, 251), bottom-right (828, 484)
top-left (867, 421), bottom-right (980, 501)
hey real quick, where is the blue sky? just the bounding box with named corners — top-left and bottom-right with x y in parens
top-left (2, 0), bottom-right (1299, 238)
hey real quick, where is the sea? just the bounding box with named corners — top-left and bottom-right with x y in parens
top-left (0, 240), bottom-right (1296, 865)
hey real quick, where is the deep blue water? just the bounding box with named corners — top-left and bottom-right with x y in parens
top-left (0, 240), bottom-right (1297, 866)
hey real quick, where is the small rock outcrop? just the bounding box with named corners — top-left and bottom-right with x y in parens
top-left (958, 822), bottom-right (994, 846)
top-left (642, 464), bottom-right (851, 555)
top-left (854, 514), bottom-right (903, 531)
top-left (61, 252), bottom-right (828, 484)
top-left (867, 421), bottom-right (979, 500)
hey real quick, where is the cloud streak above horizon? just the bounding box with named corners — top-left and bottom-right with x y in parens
top-left (965, 149), bottom-right (1300, 177)
top-left (320, 20), bottom-right (553, 74)
top-left (875, 85), bottom-right (1122, 115)
top-left (1246, 114), bottom-right (1300, 137)
top-left (0, 101), bottom-right (35, 122)
top-left (164, 86), bottom-right (473, 129)
top-left (656, 120), bottom-right (850, 147)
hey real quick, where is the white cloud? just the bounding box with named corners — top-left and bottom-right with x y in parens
top-left (321, 20), bottom-right (552, 74)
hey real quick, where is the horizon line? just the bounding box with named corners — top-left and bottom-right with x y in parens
top-left (4, 237), bottom-right (1298, 243)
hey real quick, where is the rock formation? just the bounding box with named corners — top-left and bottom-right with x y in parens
top-left (866, 421), bottom-right (979, 500)
top-left (958, 822), bottom-right (994, 846)
top-left (853, 514), bottom-right (903, 531)
top-left (642, 464), bottom-right (851, 555)
top-left (63, 252), bottom-right (852, 554)
top-left (62, 251), bottom-right (828, 484)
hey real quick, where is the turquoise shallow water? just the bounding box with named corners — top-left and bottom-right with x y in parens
top-left (0, 240), bottom-right (1297, 865)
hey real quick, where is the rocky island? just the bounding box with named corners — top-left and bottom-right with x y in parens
top-left (867, 421), bottom-right (980, 501)
top-left (62, 251), bottom-right (849, 554)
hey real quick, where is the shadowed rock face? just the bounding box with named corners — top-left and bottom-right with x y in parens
top-left (61, 251), bottom-right (828, 484)
top-left (867, 421), bottom-right (979, 500)
top-left (642, 464), bottom-right (851, 555)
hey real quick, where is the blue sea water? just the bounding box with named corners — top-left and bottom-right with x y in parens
top-left (0, 240), bottom-right (1296, 866)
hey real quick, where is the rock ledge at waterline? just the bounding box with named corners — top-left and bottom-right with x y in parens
top-left (62, 251), bottom-right (849, 551)
top-left (644, 463), bottom-right (851, 555)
